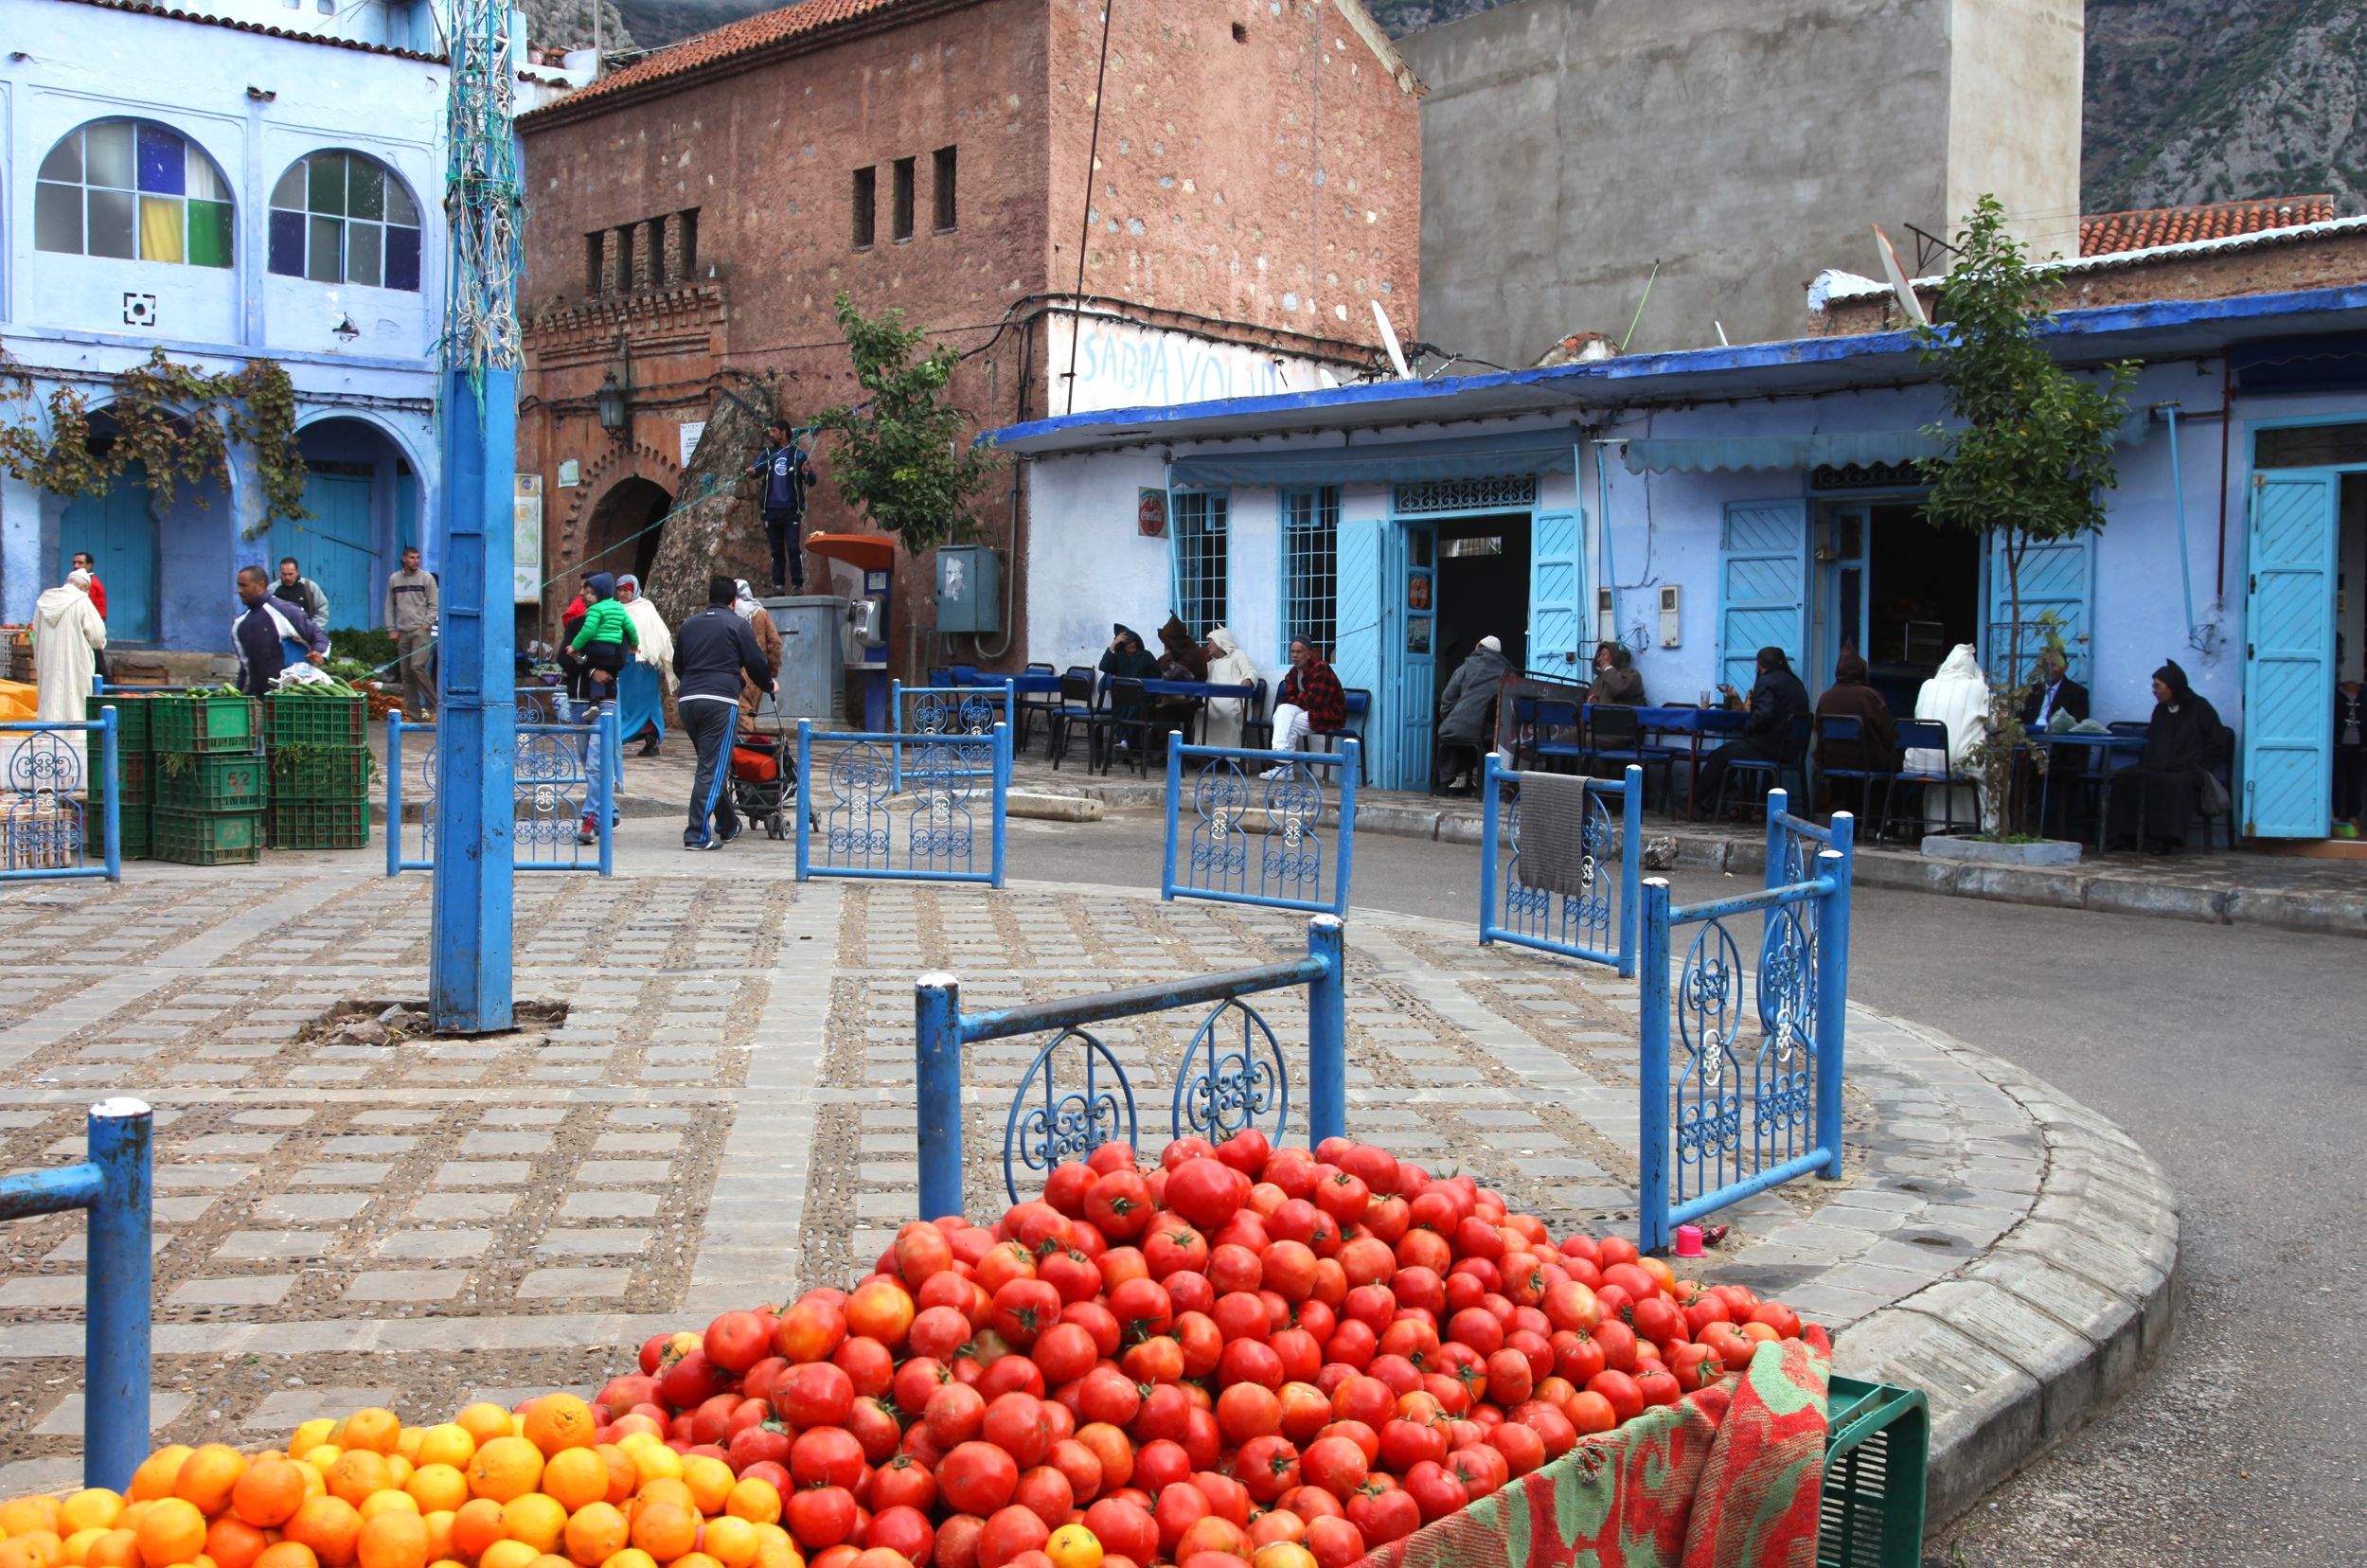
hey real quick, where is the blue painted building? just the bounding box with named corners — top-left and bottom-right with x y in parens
top-left (0, 0), bottom-right (454, 653)
top-left (997, 287), bottom-right (2367, 841)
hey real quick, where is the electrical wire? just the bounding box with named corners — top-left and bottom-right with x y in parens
top-left (1063, 3), bottom-right (1117, 416)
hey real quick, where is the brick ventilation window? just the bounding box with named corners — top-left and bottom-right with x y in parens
top-left (1282, 487), bottom-right (1339, 659)
top-left (893, 157), bottom-right (917, 243)
top-left (1173, 491), bottom-right (1231, 637)
top-left (852, 166), bottom-right (877, 249)
top-left (934, 146), bottom-right (958, 232)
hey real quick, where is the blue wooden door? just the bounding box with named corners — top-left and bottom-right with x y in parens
top-left (1987, 531), bottom-right (2094, 685)
top-left (1387, 521), bottom-right (1438, 791)
top-left (1717, 501), bottom-right (1807, 693)
top-left (276, 473), bottom-right (377, 628)
top-left (2243, 472), bottom-right (2338, 837)
top-left (60, 464), bottom-right (157, 643)
top-left (1527, 509), bottom-right (1584, 683)
top-left (1332, 515), bottom-right (1384, 697)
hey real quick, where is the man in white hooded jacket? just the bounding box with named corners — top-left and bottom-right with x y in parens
top-left (33, 569), bottom-right (107, 722)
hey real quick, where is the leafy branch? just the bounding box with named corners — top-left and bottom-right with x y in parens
top-left (810, 293), bottom-right (1005, 556)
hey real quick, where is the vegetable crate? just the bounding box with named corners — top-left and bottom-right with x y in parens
top-left (151, 807), bottom-right (263, 865)
top-left (264, 691), bottom-right (367, 751)
top-left (271, 747), bottom-right (372, 799)
top-left (267, 797), bottom-right (369, 850)
top-left (87, 691), bottom-right (151, 754)
top-left (151, 694), bottom-right (258, 754)
top-left (155, 753), bottom-right (269, 812)
top-left (88, 751), bottom-right (153, 807)
top-left (86, 803), bottom-right (151, 861)
top-left (1818, 1374), bottom-right (1930, 1568)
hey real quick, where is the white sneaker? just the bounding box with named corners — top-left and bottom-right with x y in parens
top-left (1261, 765), bottom-right (1290, 779)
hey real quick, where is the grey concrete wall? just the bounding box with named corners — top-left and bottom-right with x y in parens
top-left (1401, 0), bottom-right (2081, 363)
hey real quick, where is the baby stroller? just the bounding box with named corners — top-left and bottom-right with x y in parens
top-left (729, 704), bottom-right (811, 840)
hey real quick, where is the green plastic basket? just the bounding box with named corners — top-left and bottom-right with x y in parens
top-left (1819, 1375), bottom-right (1930, 1568)
top-left (83, 802), bottom-right (150, 860)
top-left (155, 752), bottom-right (269, 811)
top-left (264, 692), bottom-right (366, 750)
top-left (151, 808), bottom-right (263, 865)
top-left (87, 750), bottom-right (153, 806)
top-left (86, 692), bottom-right (151, 754)
top-left (151, 694), bottom-right (258, 754)
top-left (267, 797), bottom-right (370, 849)
top-left (270, 747), bottom-right (373, 799)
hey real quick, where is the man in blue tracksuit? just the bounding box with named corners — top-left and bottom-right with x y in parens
top-left (674, 575), bottom-right (779, 849)
top-left (744, 419), bottom-right (817, 595)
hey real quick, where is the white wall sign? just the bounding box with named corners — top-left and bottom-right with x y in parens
top-left (513, 474), bottom-right (543, 604)
top-left (1047, 313), bottom-right (1349, 416)
top-left (557, 459), bottom-right (579, 488)
top-left (679, 421), bottom-right (705, 467)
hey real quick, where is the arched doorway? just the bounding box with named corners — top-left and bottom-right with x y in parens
top-left (582, 476), bottom-right (672, 586)
top-left (276, 417), bottom-right (418, 630)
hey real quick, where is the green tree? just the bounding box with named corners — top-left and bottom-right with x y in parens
top-left (813, 294), bottom-right (1005, 556)
top-left (1915, 195), bottom-right (2138, 835)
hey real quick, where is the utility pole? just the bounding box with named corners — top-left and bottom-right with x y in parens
top-left (431, 0), bottom-right (523, 1033)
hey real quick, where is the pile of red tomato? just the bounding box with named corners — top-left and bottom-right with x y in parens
top-left (596, 1132), bottom-right (1816, 1568)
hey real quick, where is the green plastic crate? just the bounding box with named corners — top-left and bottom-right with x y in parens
top-left (270, 747), bottom-right (373, 799)
top-left (86, 692), bottom-right (151, 754)
top-left (151, 807), bottom-right (263, 865)
top-left (267, 797), bottom-right (370, 849)
top-left (265, 692), bottom-right (367, 750)
top-left (88, 750), bottom-right (154, 806)
top-left (1818, 1375), bottom-right (1929, 1568)
top-left (83, 802), bottom-right (150, 860)
top-left (155, 752), bottom-right (269, 811)
top-left (151, 694), bottom-right (258, 754)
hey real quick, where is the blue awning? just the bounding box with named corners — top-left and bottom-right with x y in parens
top-left (1166, 426), bottom-right (1578, 489)
top-left (1620, 430), bottom-right (1944, 474)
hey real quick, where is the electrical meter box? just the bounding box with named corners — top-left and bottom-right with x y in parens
top-left (934, 545), bottom-right (1001, 634)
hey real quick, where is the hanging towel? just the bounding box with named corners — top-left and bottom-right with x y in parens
top-left (1520, 772), bottom-right (1599, 897)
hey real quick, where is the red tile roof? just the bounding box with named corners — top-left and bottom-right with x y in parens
top-left (2079, 196), bottom-right (2339, 256)
top-left (522, 0), bottom-right (921, 121)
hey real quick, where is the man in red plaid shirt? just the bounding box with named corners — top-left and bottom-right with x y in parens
top-left (1266, 635), bottom-right (1345, 775)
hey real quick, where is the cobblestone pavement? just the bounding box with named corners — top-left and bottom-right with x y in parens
top-left (2, 855), bottom-right (2154, 1521)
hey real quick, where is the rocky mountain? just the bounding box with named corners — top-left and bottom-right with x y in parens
top-left (521, 0), bottom-right (2366, 216)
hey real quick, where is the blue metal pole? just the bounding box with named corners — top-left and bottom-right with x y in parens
top-left (1763, 784), bottom-right (1789, 952)
top-left (596, 706), bottom-right (617, 878)
top-left (915, 973), bottom-right (965, 1219)
top-left (385, 715), bottom-right (402, 878)
top-left (989, 722), bottom-right (1009, 889)
top-left (100, 707), bottom-right (120, 882)
top-left (1815, 819), bottom-right (1855, 1177)
top-left (1478, 751), bottom-right (1502, 943)
top-left (1333, 739), bottom-right (1360, 918)
top-left (1306, 914), bottom-right (1346, 1148)
top-left (84, 1097), bottom-right (151, 1491)
top-left (1162, 735), bottom-right (1184, 901)
top-left (1637, 877), bottom-right (1673, 1252)
top-left (890, 678), bottom-right (904, 793)
top-left (1617, 763), bottom-right (1642, 976)
top-left (794, 720), bottom-right (813, 881)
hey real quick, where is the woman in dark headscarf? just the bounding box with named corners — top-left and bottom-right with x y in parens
top-left (1813, 650), bottom-right (1896, 809)
top-left (1590, 641), bottom-right (1646, 705)
top-left (2107, 660), bottom-right (2230, 853)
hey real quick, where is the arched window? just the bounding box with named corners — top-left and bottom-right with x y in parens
top-left (35, 119), bottom-right (234, 267)
top-left (268, 151), bottom-right (422, 291)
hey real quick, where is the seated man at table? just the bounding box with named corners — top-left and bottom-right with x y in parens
top-left (1149, 614), bottom-right (1210, 735)
top-left (2020, 649), bottom-right (2089, 729)
top-left (1264, 635), bottom-right (1345, 775)
top-left (1694, 646), bottom-right (1808, 812)
top-left (1435, 634), bottom-right (1509, 793)
top-left (1591, 641), bottom-right (1646, 704)
top-left (1099, 623), bottom-right (1159, 746)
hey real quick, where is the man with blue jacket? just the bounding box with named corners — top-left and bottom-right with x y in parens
top-left (674, 575), bottom-right (779, 849)
top-left (745, 419), bottom-right (817, 595)
top-left (233, 564), bottom-right (329, 696)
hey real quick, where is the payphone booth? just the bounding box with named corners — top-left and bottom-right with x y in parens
top-left (805, 532), bottom-right (896, 730)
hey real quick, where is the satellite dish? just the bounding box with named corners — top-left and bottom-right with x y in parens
top-left (1715, 321), bottom-right (1730, 347)
top-left (1871, 225), bottom-right (1929, 326)
top-left (1316, 368), bottom-right (1340, 389)
top-left (1372, 300), bottom-right (1415, 380)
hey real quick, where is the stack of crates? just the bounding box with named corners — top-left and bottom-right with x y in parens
top-left (151, 692), bottom-right (265, 864)
top-left (85, 690), bottom-right (154, 861)
top-left (265, 689), bottom-right (371, 848)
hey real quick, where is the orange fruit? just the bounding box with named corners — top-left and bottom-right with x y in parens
top-left (282, 1497), bottom-right (362, 1568)
top-left (84, 1532), bottom-right (139, 1568)
top-left (133, 1500), bottom-right (206, 1568)
top-left (232, 1461), bottom-right (308, 1531)
top-left (529, 1558), bottom-right (572, 1568)
top-left (129, 1450), bottom-right (195, 1506)
top-left (594, 1450), bottom-right (634, 1508)
top-left (679, 1458), bottom-right (734, 1518)
top-left (622, 1448), bottom-right (678, 1491)
top-left (464, 1438), bottom-right (542, 1506)
top-left (59, 1495), bottom-right (124, 1538)
top-left (597, 1551), bottom-right (656, 1568)
top-left (354, 1496), bottom-right (417, 1524)
top-left (518, 1399), bottom-right (594, 1460)
top-left (62, 1528), bottom-right (109, 1567)
top-left (175, 1448), bottom-right (248, 1516)
top-left (529, 1452), bottom-right (598, 1516)
top-left (401, 1467), bottom-right (466, 1518)
top-left (4, 1500), bottom-right (64, 1537)
top-left (340, 1413), bottom-right (401, 1458)
top-left (252, 1547), bottom-right (317, 1568)
top-left (449, 1503), bottom-right (505, 1564)
top-left (0, 1537), bottom-right (57, 1568)
top-left (671, 1554), bottom-right (721, 1568)
top-left (750, 1529), bottom-right (798, 1568)
top-left (624, 1502), bottom-right (693, 1565)
top-left (413, 1429), bottom-right (474, 1473)
top-left (354, 1513), bottom-right (425, 1568)
top-left (203, 1518), bottom-right (269, 1568)
top-left (699, 1518), bottom-right (757, 1568)
top-left (560, 1506), bottom-right (626, 1568)
top-left (418, 1517), bottom-right (454, 1567)
top-left (326, 1452), bottom-right (392, 1510)
top-left (474, 1542), bottom-right (536, 1568)
top-left (721, 1481), bottom-right (778, 1527)
top-left (298, 1450), bottom-right (344, 1481)
top-left (113, 1507), bottom-right (151, 1538)
top-left (495, 1497), bottom-right (563, 1559)
top-left (288, 1424), bottom-right (334, 1459)
top-left (454, 1407), bottom-right (514, 1452)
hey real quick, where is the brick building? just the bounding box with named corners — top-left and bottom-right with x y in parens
top-left (513, 0), bottom-right (1422, 665)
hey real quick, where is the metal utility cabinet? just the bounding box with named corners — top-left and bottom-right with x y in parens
top-left (766, 595), bottom-right (847, 721)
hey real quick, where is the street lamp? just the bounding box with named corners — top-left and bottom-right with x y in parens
top-left (596, 370), bottom-right (627, 436)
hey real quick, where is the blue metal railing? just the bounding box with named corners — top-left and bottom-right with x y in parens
top-left (1638, 807), bottom-right (1855, 1252)
top-left (890, 680), bottom-right (1014, 791)
top-left (2, 709), bottom-right (120, 883)
top-left (1477, 757), bottom-right (1643, 977)
top-left (0, 1098), bottom-right (151, 1488)
top-left (385, 708), bottom-right (616, 875)
top-left (915, 916), bottom-right (1348, 1213)
top-left (1161, 736), bottom-right (1358, 918)
top-left (797, 720), bottom-right (1008, 886)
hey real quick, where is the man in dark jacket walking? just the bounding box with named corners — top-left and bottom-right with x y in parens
top-left (746, 419), bottom-right (818, 595)
top-left (674, 576), bottom-right (779, 849)
top-left (1697, 646), bottom-right (1810, 811)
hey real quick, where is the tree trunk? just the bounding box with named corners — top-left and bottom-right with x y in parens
top-left (644, 389), bottom-right (778, 633)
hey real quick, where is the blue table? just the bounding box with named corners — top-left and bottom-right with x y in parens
top-left (2031, 728), bottom-right (2147, 842)
top-left (1627, 705), bottom-right (1750, 819)
top-left (956, 670), bottom-right (1060, 697)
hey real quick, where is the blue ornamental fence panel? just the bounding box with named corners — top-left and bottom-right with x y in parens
top-left (0, 1098), bottom-right (151, 1488)
top-left (1637, 806), bottom-right (1855, 1252)
top-left (1161, 737), bottom-right (1359, 918)
top-left (1, 708), bottom-right (120, 883)
top-left (797, 720), bottom-right (1008, 886)
top-left (1477, 757), bottom-right (1642, 976)
top-left (913, 917), bottom-right (1347, 1211)
top-left (891, 680), bottom-right (1013, 789)
top-left (384, 708), bottom-right (616, 875)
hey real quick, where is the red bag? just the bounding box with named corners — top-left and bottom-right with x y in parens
top-left (731, 738), bottom-right (780, 782)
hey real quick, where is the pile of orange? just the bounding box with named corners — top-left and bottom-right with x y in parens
top-left (0, 1397), bottom-right (824, 1568)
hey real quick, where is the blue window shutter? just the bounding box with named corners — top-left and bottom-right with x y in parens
top-left (1332, 515), bottom-right (1383, 696)
top-left (1717, 501), bottom-right (1807, 693)
top-left (1527, 510), bottom-right (1584, 681)
top-left (1988, 531), bottom-right (2095, 685)
top-left (2242, 472), bottom-right (2337, 837)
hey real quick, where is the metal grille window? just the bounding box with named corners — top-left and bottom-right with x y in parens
top-left (1172, 491), bottom-right (1230, 636)
top-left (1393, 474), bottom-right (1538, 515)
top-left (1282, 487), bottom-right (1339, 657)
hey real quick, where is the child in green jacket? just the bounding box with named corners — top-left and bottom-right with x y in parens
top-left (569, 572), bottom-right (638, 844)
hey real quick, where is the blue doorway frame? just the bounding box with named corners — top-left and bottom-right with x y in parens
top-left (1379, 483), bottom-right (1544, 793)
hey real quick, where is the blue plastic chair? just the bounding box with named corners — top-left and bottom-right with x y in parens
top-left (1879, 718), bottom-right (1970, 838)
top-left (1810, 713), bottom-right (1893, 820)
top-left (1530, 699), bottom-right (1584, 774)
top-left (1717, 713), bottom-right (1812, 821)
top-left (1315, 689), bottom-right (1371, 785)
top-left (1581, 704), bottom-right (1671, 807)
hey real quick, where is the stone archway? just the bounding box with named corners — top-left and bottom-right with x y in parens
top-left (583, 476), bottom-right (673, 586)
top-left (549, 437), bottom-right (679, 626)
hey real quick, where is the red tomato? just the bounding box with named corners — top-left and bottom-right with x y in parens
top-left (1031, 1321), bottom-right (1097, 1385)
top-left (1154, 1481), bottom-right (1213, 1556)
top-left (1077, 1365), bottom-right (1142, 1427)
top-left (1452, 1441), bottom-right (1509, 1500)
top-left (1305, 1514), bottom-right (1367, 1568)
top-left (1162, 1270), bottom-right (1216, 1319)
top-left (791, 1426), bottom-right (867, 1489)
top-left (1217, 1382), bottom-right (1282, 1444)
top-left (895, 1221), bottom-right (956, 1287)
top-left (1075, 1421), bottom-right (1134, 1493)
top-left (1215, 1130), bottom-right (1271, 1174)
top-left (1401, 1460), bottom-right (1469, 1523)
top-left (974, 1505), bottom-right (1050, 1568)
top-left (1131, 1438), bottom-right (1191, 1496)
top-left (911, 1306), bottom-right (973, 1362)
top-left (1208, 1243), bottom-right (1263, 1296)
top-left (834, 1335), bottom-right (896, 1401)
top-left (1379, 1417), bottom-right (1448, 1474)
top-left (868, 1505), bottom-right (934, 1568)
top-left (1330, 1375), bottom-right (1394, 1429)
top-left (926, 1381), bottom-right (988, 1446)
top-left (1106, 1277), bottom-right (1174, 1341)
top-left (1036, 1248), bottom-right (1102, 1307)
top-left (1750, 1301), bottom-right (1804, 1340)
top-left (1046, 1437), bottom-right (1103, 1506)
top-left (1346, 1485), bottom-right (1419, 1547)
top-left (726, 1419), bottom-right (792, 1471)
top-left (1314, 1171), bottom-right (1371, 1226)
top-left (1593, 1318), bottom-right (1638, 1372)
top-left (1299, 1435), bottom-right (1368, 1498)
top-left (1233, 1435), bottom-right (1302, 1504)
top-left (1485, 1347), bottom-right (1534, 1406)
top-left (1143, 1221), bottom-right (1210, 1279)
top-left (939, 1440), bottom-right (1022, 1516)
top-left (784, 1486), bottom-right (857, 1549)
top-left (1633, 1366), bottom-right (1682, 1409)
top-left (935, 1515), bottom-right (986, 1568)
top-left (1082, 1169), bottom-right (1152, 1240)
top-left (777, 1361), bottom-right (856, 1428)
top-left (870, 1454), bottom-right (937, 1514)
top-left (1010, 1464), bottom-right (1074, 1528)
top-left (1518, 1401), bottom-right (1578, 1457)
top-left (1086, 1142), bottom-right (1138, 1176)
top-left (704, 1310), bottom-right (773, 1374)
top-left (981, 1393), bottom-right (1054, 1469)
top-left (1165, 1158), bottom-right (1247, 1231)
top-left (1586, 1370), bottom-right (1645, 1423)
top-left (1042, 1162), bottom-right (1096, 1218)
top-left (1218, 1337), bottom-right (1285, 1390)
top-left (1081, 1499), bottom-right (1157, 1564)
